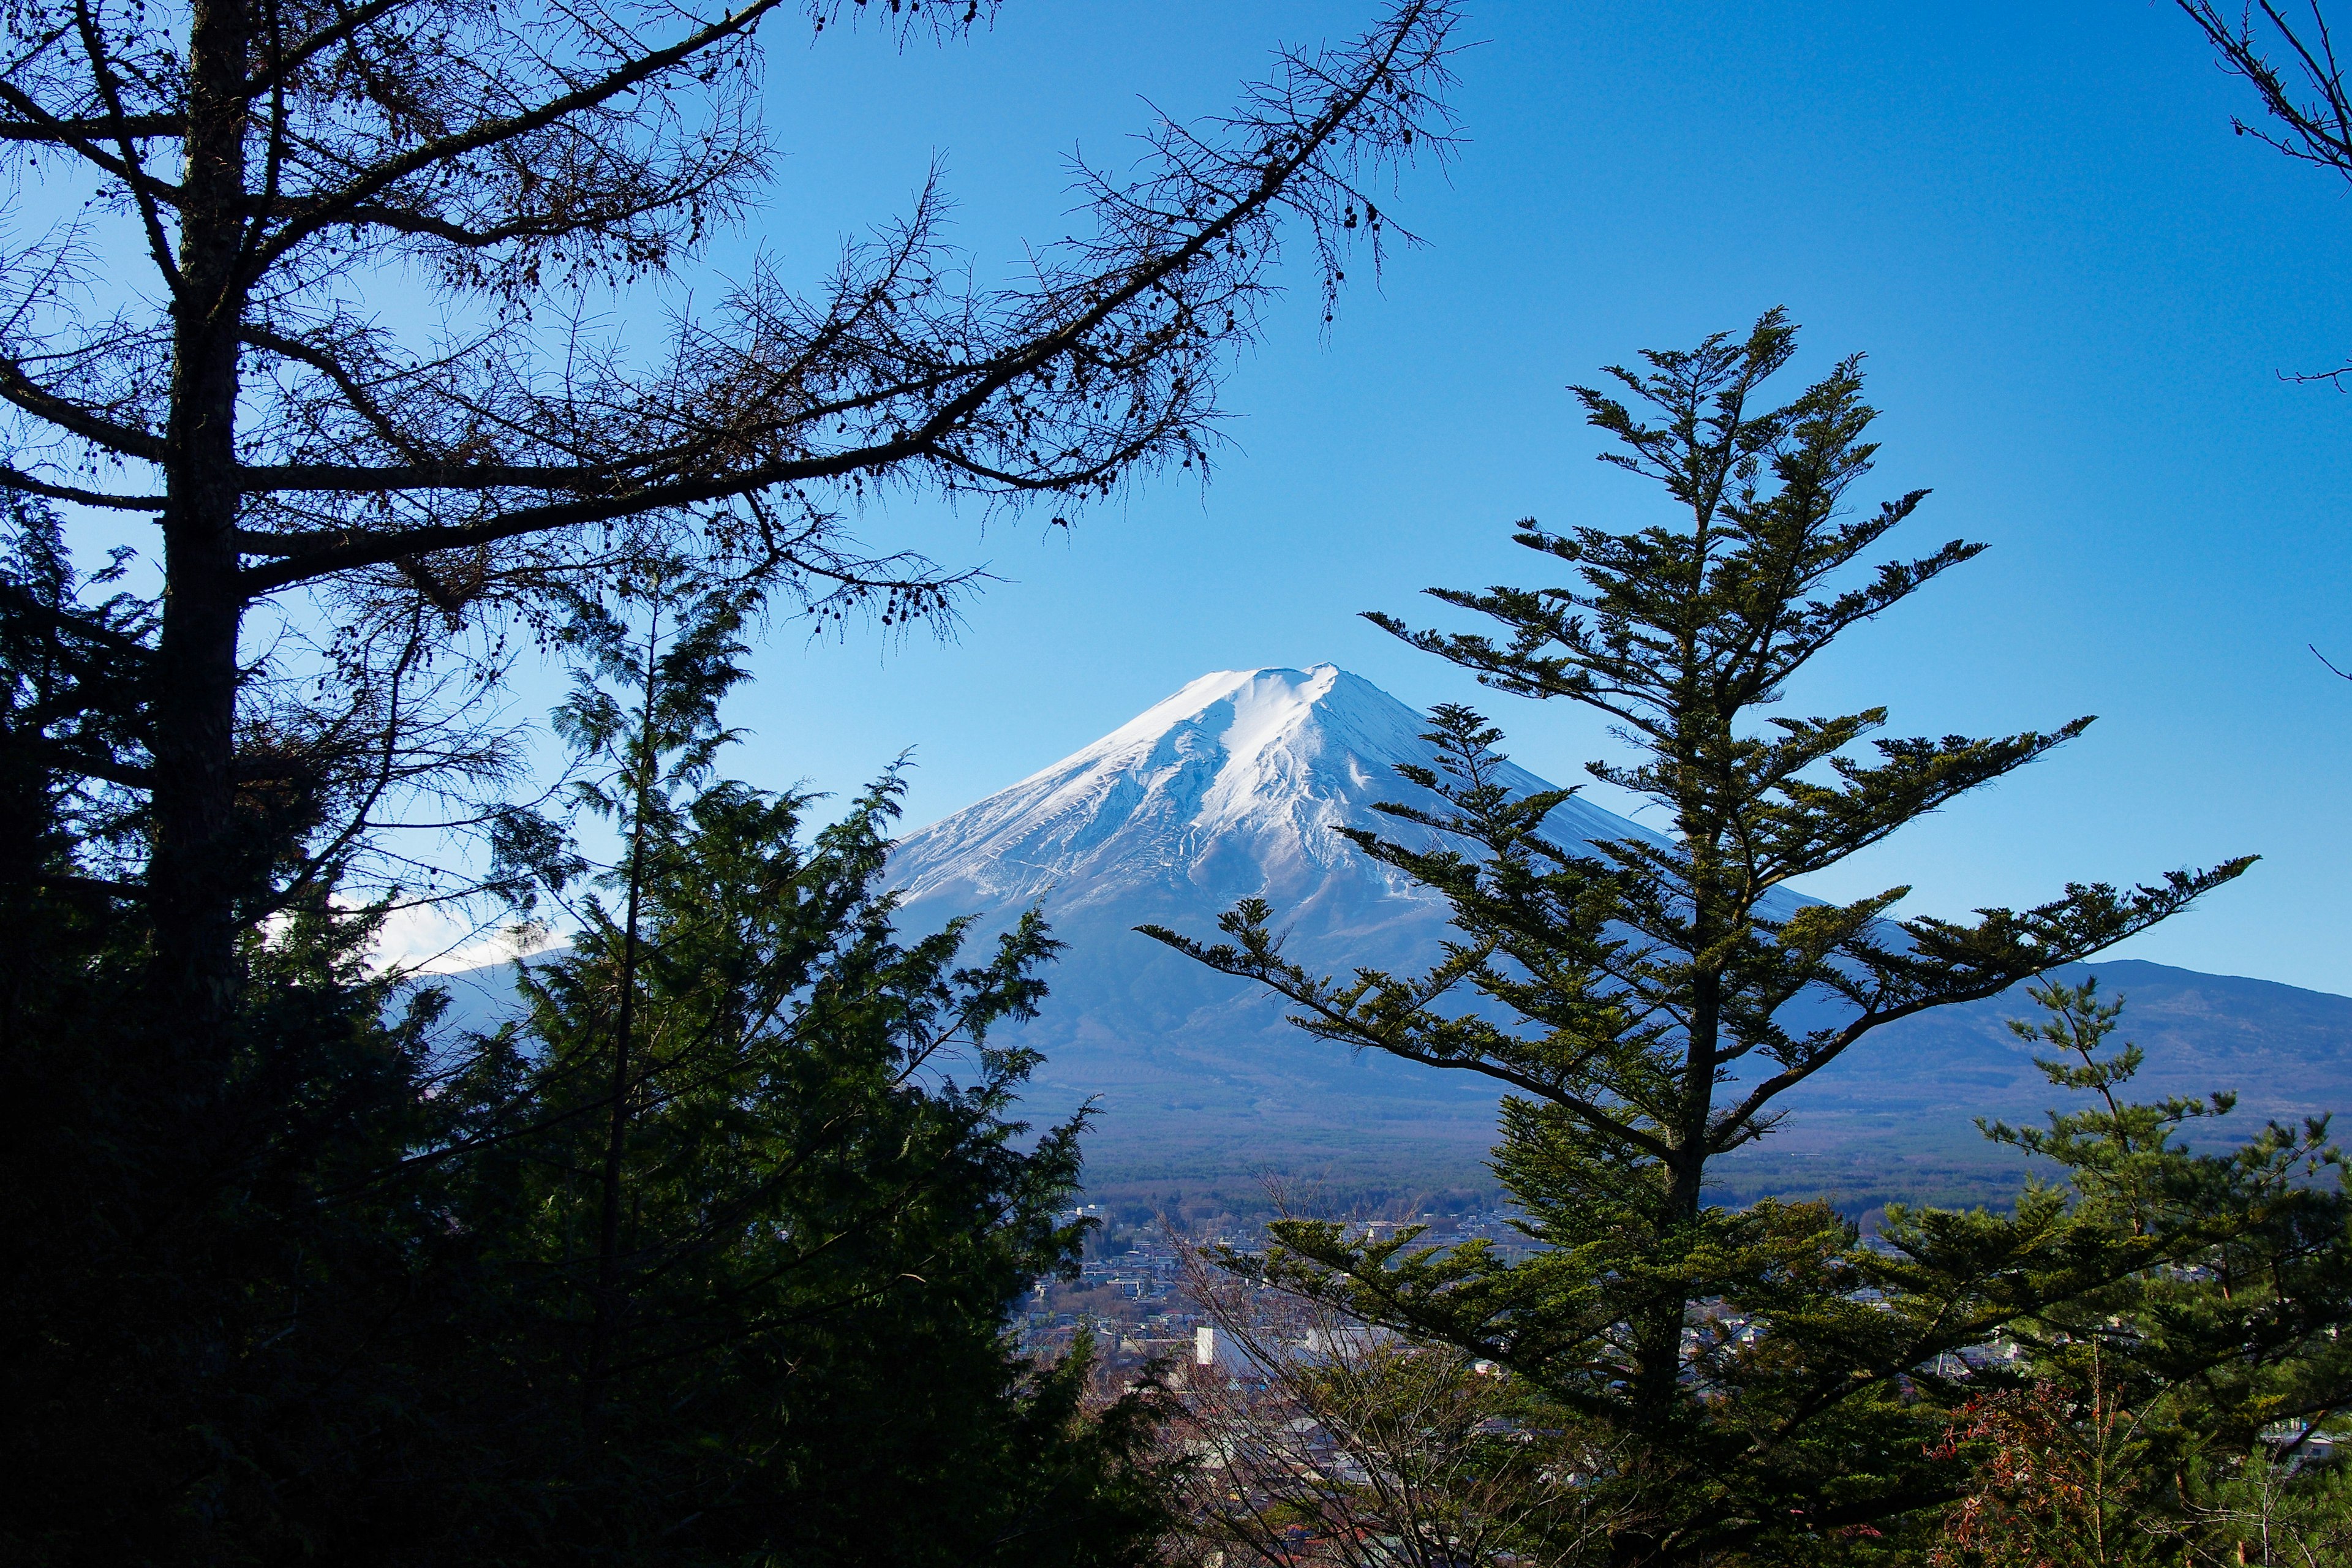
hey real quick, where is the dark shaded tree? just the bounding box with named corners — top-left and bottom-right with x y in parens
top-left (535, 560), bottom-right (755, 1408)
top-left (0, 502), bottom-right (1177, 1563)
top-left (448, 767), bottom-right (1170, 1562)
top-left (1147, 313), bottom-right (2254, 1564)
top-left (0, 0), bottom-right (1459, 1060)
top-left (0, 483), bottom-right (483, 1561)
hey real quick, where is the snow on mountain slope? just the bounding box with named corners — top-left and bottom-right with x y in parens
top-left (889, 663), bottom-right (1653, 928)
top-left (882, 665), bottom-right (1663, 1197)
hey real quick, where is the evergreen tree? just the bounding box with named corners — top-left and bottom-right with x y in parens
top-left (1928, 981), bottom-right (2352, 1566)
top-left (0, 481), bottom-right (486, 1561)
top-left (422, 565), bottom-right (1175, 1562)
top-left (1147, 312), bottom-right (2253, 1563)
top-left (0, 504), bottom-right (1172, 1564)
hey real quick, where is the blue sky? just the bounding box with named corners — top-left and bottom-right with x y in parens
top-left (690, 2), bottom-right (2352, 994)
top-left (41, 2), bottom-right (2352, 989)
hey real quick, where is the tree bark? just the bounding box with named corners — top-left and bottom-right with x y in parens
top-left (148, 0), bottom-right (253, 1082)
top-left (585, 609), bottom-right (660, 1415)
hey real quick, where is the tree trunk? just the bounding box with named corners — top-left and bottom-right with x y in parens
top-left (1628, 970), bottom-right (1719, 1430)
top-left (148, 0), bottom-right (252, 1087)
top-left (586, 611), bottom-right (662, 1414)
top-left (1668, 970), bottom-right (1721, 1226)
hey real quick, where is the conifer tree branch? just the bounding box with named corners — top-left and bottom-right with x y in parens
top-left (1155, 314), bottom-right (2264, 1559)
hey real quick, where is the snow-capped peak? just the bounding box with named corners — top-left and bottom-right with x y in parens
top-left (887, 664), bottom-right (1645, 922)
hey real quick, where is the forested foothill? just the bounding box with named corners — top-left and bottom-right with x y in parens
top-left (1, 0), bottom-right (2348, 1565)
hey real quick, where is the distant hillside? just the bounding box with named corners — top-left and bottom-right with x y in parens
top-left (883, 667), bottom-right (2350, 1216)
top-left (424, 666), bottom-right (2352, 1222)
top-left (1702, 957), bottom-right (2352, 1216)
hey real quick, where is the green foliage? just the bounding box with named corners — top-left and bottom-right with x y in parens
top-left (1983, 978), bottom-right (2242, 1231)
top-left (0, 507), bottom-right (1171, 1565)
top-left (1917, 981), bottom-right (2352, 1566)
top-left (439, 769), bottom-right (1172, 1563)
top-left (1145, 315), bottom-right (2254, 1564)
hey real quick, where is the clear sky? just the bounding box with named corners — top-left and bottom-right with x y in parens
top-left (45, 2), bottom-right (2351, 990)
top-left (684, 1), bottom-right (2352, 995)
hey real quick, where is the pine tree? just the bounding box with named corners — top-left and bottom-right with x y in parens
top-left (0, 510), bottom-right (1174, 1562)
top-left (1925, 981), bottom-right (2352, 1565)
top-left (419, 567), bottom-right (1174, 1563)
top-left (1146, 312), bottom-right (2253, 1563)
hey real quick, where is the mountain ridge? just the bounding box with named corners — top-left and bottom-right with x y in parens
top-left (424, 664), bottom-right (2351, 1219)
top-left (883, 665), bottom-right (2351, 1215)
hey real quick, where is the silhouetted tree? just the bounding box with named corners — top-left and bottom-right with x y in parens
top-left (0, 498), bottom-right (1176, 1562)
top-left (447, 665), bottom-right (1169, 1562)
top-left (0, 0), bottom-right (1460, 1061)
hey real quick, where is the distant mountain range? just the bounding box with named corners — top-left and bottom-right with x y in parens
top-left (884, 666), bottom-right (2352, 1218)
top-left (429, 666), bottom-right (2352, 1221)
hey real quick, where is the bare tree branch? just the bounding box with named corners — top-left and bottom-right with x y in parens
top-left (2180, 1), bottom-right (2352, 380)
top-left (0, 0), bottom-right (1460, 1044)
top-left (0, 466), bottom-right (162, 508)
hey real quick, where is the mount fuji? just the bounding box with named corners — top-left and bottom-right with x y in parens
top-left (884, 665), bottom-right (1559, 1204)
top-left (891, 663), bottom-right (1653, 945)
top-left (886, 666), bottom-right (2352, 1216)
top-left (426, 665), bottom-right (2352, 1218)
